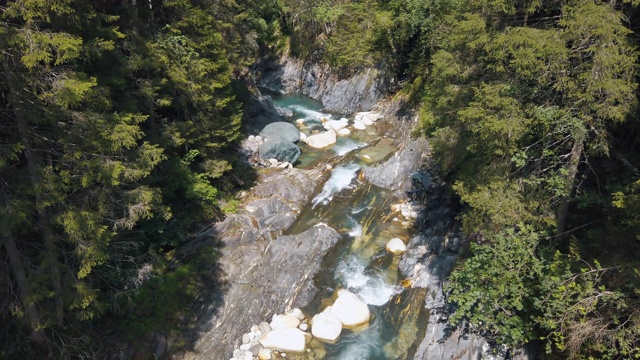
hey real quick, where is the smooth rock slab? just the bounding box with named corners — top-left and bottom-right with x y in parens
top-left (178, 173), bottom-right (337, 360)
top-left (337, 128), bottom-right (351, 136)
top-left (330, 289), bottom-right (371, 328)
top-left (362, 138), bottom-right (429, 195)
top-left (311, 308), bottom-right (342, 342)
top-left (386, 238), bottom-right (407, 255)
top-left (303, 129), bottom-right (336, 149)
top-left (259, 328), bottom-right (307, 352)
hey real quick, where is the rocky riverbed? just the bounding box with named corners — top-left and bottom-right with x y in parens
top-left (168, 62), bottom-right (538, 359)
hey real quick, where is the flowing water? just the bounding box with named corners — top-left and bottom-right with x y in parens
top-left (272, 94), bottom-right (378, 169)
top-left (270, 94), bottom-right (430, 359)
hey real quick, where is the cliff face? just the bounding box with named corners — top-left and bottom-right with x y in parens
top-left (257, 57), bottom-right (390, 114)
top-left (176, 168), bottom-right (336, 360)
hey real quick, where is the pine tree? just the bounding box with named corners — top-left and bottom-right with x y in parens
top-left (1, 1), bottom-right (165, 352)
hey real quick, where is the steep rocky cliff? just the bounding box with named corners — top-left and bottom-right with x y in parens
top-left (257, 57), bottom-right (391, 114)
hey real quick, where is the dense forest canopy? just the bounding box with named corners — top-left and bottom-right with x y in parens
top-left (0, 0), bottom-right (279, 356)
top-left (416, 1), bottom-right (640, 358)
top-left (1, 0), bottom-right (640, 359)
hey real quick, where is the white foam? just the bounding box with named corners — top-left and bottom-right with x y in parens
top-left (335, 255), bottom-right (402, 306)
top-left (333, 316), bottom-right (382, 360)
top-left (288, 105), bottom-right (333, 122)
top-left (336, 341), bottom-right (377, 360)
top-left (333, 138), bottom-right (367, 156)
top-left (350, 205), bottom-right (367, 214)
top-left (357, 280), bottom-right (402, 306)
top-left (311, 163), bottom-right (361, 207)
top-left (348, 222), bottom-right (363, 237)
top-left (338, 257), bottom-right (369, 288)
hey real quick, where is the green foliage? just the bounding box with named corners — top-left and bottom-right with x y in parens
top-left (417, 0), bottom-right (640, 358)
top-left (119, 260), bottom-right (199, 337)
top-left (0, 0), bottom-right (265, 356)
top-left (454, 180), bottom-right (539, 234)
top-left (533, 251), bottom-right (640, 359)
top-left (280, 0), bottom-right (428, 73)
top-left (448, 226), bottom-right (545, 346)
top-left (2, 0), bottom-right (640, 358)
top-left (612, 179), bottom-right (640, 239)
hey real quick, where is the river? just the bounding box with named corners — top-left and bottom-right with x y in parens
top-left (264, 94), bottom-right (431, 359)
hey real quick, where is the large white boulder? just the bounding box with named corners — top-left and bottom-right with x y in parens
top-left (259, 328), bottom-right (306, 352)
top-left (270, 314), bottom-right (301, 329)
top-left (360, 117), bottom-right (373, 126)
top-left (368, 113), bottom-right (383, 122)
top-left (353, 121), bottom-right (366, 130)
top-left (303, 129), bottom-right (337, 148)
top-left (285, 308), bottom-right (306, 321)
top-left (355, 112), bottom-right (383, 123)
top-left (330, 289), bottom-right (371, 328)
top-left (258, 348), bottom-right (272, 360)
top-left (385, 238), bottom-right (407, 255)
top-left (324, 118), bottom-right (349, 132)
top-left (311, 308), bottom-right (342, 342)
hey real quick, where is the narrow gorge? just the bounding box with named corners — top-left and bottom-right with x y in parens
top-left (171, 62), bottom-right (533, 360)
top-left (3, 2), bottom-right (639, 359)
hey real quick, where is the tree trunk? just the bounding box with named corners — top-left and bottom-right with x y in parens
top-left (3, 234), bottom-right (48, 346)
top-left (557, 140), bottom-right (584, 236)
top-left (8, 71), bottom-right (65, 326)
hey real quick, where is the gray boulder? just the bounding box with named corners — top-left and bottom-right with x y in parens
top-left (259, 139), bottom-right (301, 164)
top-left (259, 122), bottom-right (301, 143)
top-left (276, 107), bottom-right (294, 118)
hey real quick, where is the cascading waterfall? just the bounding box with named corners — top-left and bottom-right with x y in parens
top-left (332, 138), bottom-right (368, 156)
top-left (335, 254), bottom-right (402, 306)
top-left (288, 105), bottom-right (335, 123)
top-left (311, 164), bottom-right (361, 208)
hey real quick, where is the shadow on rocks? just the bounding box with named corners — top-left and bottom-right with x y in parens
top-left (102, 228), bottom-right (230, 360)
